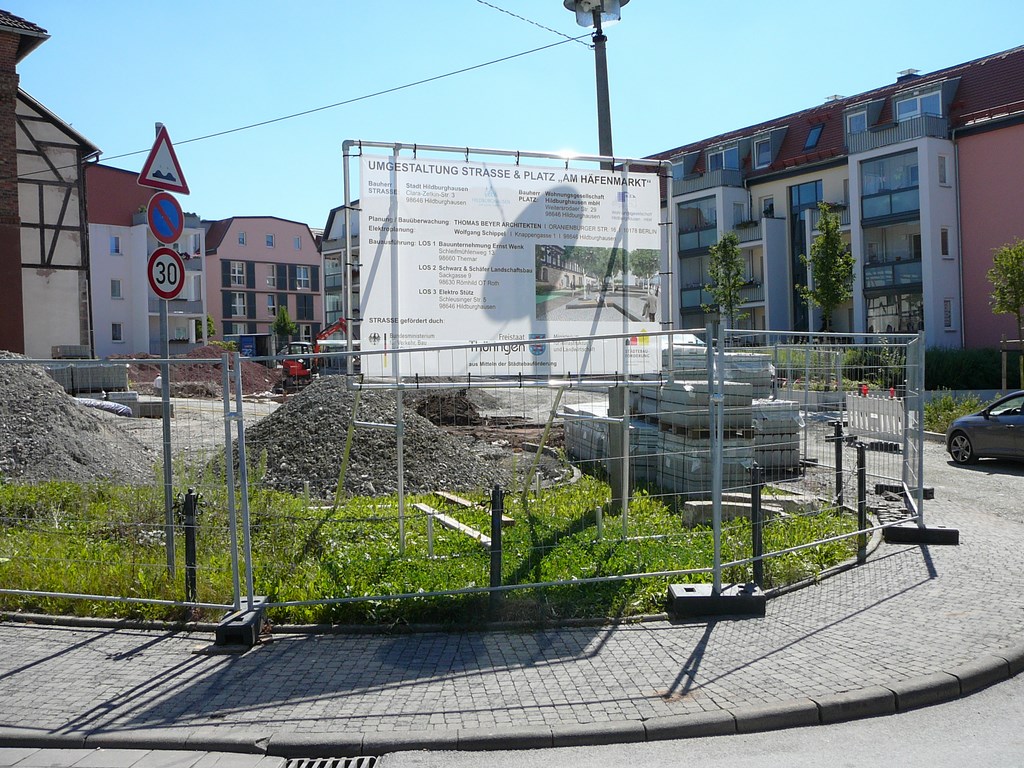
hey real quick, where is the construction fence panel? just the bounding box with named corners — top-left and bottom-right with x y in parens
top-left (0, 353), bottom-right (253, 618)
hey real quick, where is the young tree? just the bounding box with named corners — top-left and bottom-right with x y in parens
top-left (800, 201), bottom-right (854, 332)
top-left (194, 313), bottom-right (216, 343)
top-left (703, 231), bottom-right (747, 327)
top-left (989, 238), bottom-right (1024, 386)
top-left (629, 248), bottom-right (661, 288)
top-left (272, 306), bottom-right (298, 346)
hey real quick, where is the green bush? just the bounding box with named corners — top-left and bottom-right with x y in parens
top-left (925, 347), bottom-right (1020, 390)
top-left (924, 391), bottom-right (983, 433)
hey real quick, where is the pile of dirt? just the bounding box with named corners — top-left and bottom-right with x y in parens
top-left (240, 377), bottom-right (529, 498)
top-left (112, 346), bottom-right (281, 396)
top-left (0, 351), bottom-right (156, 484)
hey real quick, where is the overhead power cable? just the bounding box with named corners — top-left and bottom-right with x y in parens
top-left (474, 0), bottom-right (590, 47)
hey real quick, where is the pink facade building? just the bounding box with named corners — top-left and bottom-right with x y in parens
top-left (957, 120), bottom-right (1024, 349)
top-left (203, 217), bottom-right (323, 347)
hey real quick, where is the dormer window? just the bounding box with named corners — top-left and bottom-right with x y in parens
top-left (895, 91), bottom-right (941, 121)
top-left (847, 110), bottom-right (867, 135)
top-left (754, 137), bottom-right (772, 168)
top-left (804, 125), bottom-right (824, 150)
top-left (708, 146), bottom-right (739, 172)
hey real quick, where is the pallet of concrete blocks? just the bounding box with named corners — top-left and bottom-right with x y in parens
top-left (629, 419), bottom-right (661, 486)
top-left (630, 385), bottom-right (661, 419)
top-left (562, 404), bottom-right (608, 472)
top-left (657, 380), bottom-right (753, 431)
top-left (662, 344), bottom-right (709, 379)
top-left (659, 429), bottom-right (754, 499)
top-left (752, 398), bottom-right (802, 470)
top-left (721, 352), bottom-right (775, 399)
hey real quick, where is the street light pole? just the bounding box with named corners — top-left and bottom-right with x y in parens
top-left (564, 0), bottom-right (628, 170)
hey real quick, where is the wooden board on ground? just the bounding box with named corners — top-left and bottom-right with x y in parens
top-left (434, 490), bottom-right (514, 527)
top-left (413, 502), bottom-right (492, 549)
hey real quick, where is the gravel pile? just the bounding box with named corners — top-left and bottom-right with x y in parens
top-left (243, 377), bottom-right (515, 498)
top-left (0, 351), bottom-right (156, 484)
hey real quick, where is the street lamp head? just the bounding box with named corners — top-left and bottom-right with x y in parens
top-left (562, 0), bottom-right (628, 28)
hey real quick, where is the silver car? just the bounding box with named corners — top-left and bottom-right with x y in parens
top-left (946, 390), bottom-right (1024, 464)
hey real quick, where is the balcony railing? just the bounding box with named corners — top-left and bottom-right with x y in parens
top-left (847, 114), bottom-right (949, 154)
top-left (864, 259), bottom-right (922, 290)
top-left (861, 187), bottom-right (920, 220)
top-left (810, 205), bottom-right (852, 230)
top-left (679, 225), bottom-right (718, 253)
top-left (739, 282), bottom-right (765, 303)
top-left (680, 286), bottom-right (711, 309)
top-left (734, 221), bottom-right (762, 243)
top-left (673, 168), bottom-right (744, 196)
top-left (149, 297), bottom-right (204, 315)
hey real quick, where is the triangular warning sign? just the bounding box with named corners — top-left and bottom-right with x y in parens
top-left (138, 125), bottom-right (190, 195)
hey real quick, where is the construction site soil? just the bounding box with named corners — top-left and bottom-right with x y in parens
top-left (241, 378), bottom-right (568, 498)
top-left (112, 345), bottom-right (281, 397)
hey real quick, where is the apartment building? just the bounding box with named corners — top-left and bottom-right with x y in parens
top-left (203, 216), bottom-right (322, 346)
top-left (648, 45), bottom-right (1024, 348)
top-left (85, 164), bottom-right (206, 358)
top-left (320, 203), bottom-right (359, 337)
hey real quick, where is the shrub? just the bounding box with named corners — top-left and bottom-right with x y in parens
top-left (925, 348), bottom-right (1020, 390)
top-left (924, 391), bottom-right (983, 433)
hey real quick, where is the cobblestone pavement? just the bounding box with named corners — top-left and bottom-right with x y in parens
top-left (1, 441), bottom-right (1022, 757)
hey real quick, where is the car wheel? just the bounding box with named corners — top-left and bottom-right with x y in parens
top-left (948, 431), bottom-right (978, 465)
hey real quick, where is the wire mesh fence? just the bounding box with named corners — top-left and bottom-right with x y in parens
top-left (0, 330), bottom-right (925, 624)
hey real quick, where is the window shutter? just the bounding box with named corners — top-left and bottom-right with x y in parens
top-left (278, 293), bottom-right (288, 315)
top-left (222, 291), bottom-right (232, 318)
top-left (277, 264), bottom-right (287, 289)
top-left (221, 260), bottom-right (230, 288)
top-left (288, 265), bottom-right (297, 291)
top-left (247, 292), bottom-right (256, 319)
top-left (246, 261), bottom-right (256, 289)
top-left (311, 265), bottom-right (320, 292)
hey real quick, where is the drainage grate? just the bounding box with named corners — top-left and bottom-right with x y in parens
top-left (285, 759), bottom-right (377, 768)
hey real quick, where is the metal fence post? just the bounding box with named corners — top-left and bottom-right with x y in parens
top-left (857, 442), bottom-right (867, 564)
top-left (183, 488), bottom-right (198, 603)
top-left (834, 419), bottom-right (844, 508)
top-left (489, 485), bottom-right (504, 616)
top-left (233, 353), bottom-right (255, 612)
top-left (751, 463), bottom-right (764, 588)
top-left (222, 354), bottom-right (241, 612)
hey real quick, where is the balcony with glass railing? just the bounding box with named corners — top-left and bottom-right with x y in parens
top-left (672, 168), bottom-right (744, 196)
top-left (679, 225), bottom-right (718, 253)
top-left (861, 187), bottom-right (919, 220)
top-left (864, 259), bottom-right (922, 290)
top-left (847, 114), bottom-right (949, 154)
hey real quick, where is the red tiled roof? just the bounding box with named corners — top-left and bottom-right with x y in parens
top-left (648, 44), bottom-right (1024, 178)
top-left (203, 218), bottom-right (233, 254)
top-left (0, 9), bottom-right (48, 61)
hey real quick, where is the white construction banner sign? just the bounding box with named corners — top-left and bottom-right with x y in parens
top-left (359, 155), bottom-right (662, 376)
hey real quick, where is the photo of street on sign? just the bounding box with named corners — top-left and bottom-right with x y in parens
top-left (147, 246), bottom-right (185, 300)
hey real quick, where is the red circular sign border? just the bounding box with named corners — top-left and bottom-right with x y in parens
top-left (147, 191), bottom-right (185, 244)
top-left (148, 247), bottom-right (186, 300)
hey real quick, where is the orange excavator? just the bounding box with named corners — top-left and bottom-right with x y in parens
top-left (277, 318), bottom-right (349, 390)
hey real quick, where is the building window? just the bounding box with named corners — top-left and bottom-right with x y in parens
top-left (941, 227), bottom-right (950, 257)
top-left (293, 236), bottom-right (302, 251)
top-left (754, 138), bottom-right (772, 168)
top-left (267, 266), bottom-right (277, 288)
top-left (847, 111), bottom-right (867, 135)
top-left (296, 265), bottom-right (311, 290)
top-left (938, 155), bottom-right (948, 185)
top-left (110, 236), bottom-right (121, 254)
top-left (232, 292), bottom-right (247, 316)
top-left (895, 91), bottom-right (941, 122)
top-left (111, 322), bottom-right (123, 342)
top-left (861, 150), bottom-right (919, 203)
top-left (707, 146), bottom-right (739, 172)
top-left (760, 196), bottom-right (774, 218)
top-left (296, 293), bottom-right (313, 321)
top-left (266, 234), bottom-right (275, 248)
top-left (677, 196), bottom-right (717, 251)
top-left (943, 298), bottom-right (954, 329)
top-left (230, 260), bottom-right (246, 287)
top-left (804, 125), bottom-right (823, 150)
top-left (299, 324), bottom-right (313, 342)
top-left (267, 295), bottom-right (277, 315)
top-left (190, 233), bottom-right (202, 256)
top-left (238, 231), bottom-right (246, 246)
top-left (110, 278), bottom-right (122, 299)
top-left (733, 202), bottom-right (745, 227)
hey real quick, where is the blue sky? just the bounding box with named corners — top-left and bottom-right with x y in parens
top-left (8, 1), bottom-right (1023, 229)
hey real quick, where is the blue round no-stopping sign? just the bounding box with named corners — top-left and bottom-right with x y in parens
top-left (147, 191), bottom-right (184, 244)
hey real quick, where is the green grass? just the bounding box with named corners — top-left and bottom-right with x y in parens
top-left (0, 476), bottom-right (859, 626)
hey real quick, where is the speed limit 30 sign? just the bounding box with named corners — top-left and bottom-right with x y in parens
top-left (148, 246), bottom-right (185, 300)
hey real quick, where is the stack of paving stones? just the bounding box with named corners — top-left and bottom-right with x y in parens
top-left (752, 398), bottom-right (802, 470)
top-left (563, 401), bottom-right (660, 487)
